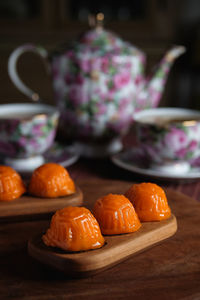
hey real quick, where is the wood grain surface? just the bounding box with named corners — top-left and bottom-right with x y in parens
top-left (0, 179), bottom-right (200, 300)
top-left (0, 186), bottom-right (83, 222)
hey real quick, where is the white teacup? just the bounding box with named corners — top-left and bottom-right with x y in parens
top-left (134, 107), bottom-right (200, 174)
top-left (0, 103), bottom-right (59, 171)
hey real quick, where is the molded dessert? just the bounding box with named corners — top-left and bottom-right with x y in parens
top-left (28, 163), bottom-right (75, 198)
top-left (0, 165), bottom-right (26, 201)
top-left (93, 193), bottom-right (141, 235)
top-left (42, 206), bottom-right (105, 252)
top-left (125, 182), bottom-right (171, 221)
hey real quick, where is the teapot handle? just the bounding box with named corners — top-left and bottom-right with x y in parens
top-left (8, 44), bottom-right (49, 102)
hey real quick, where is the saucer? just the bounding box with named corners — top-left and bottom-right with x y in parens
top-left (1, 143), bottom-right (79, 174)
top-left (111, 147), bottom-right (200, 181)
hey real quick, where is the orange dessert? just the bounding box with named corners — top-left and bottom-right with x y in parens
top-left (42, 206), bottom-right (105, 252)
top-left (0, 165), bottom-right (26, 201)
top-left (125, 182), bottom-right (171, 221)
top-left (93, 193), bottom-right (141, 235)
top-left (28, 163), bottom-right (75, 198)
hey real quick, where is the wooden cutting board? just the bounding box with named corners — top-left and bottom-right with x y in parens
top-left (0, 186), bottom-right (83, 222)
top-left (28, 213), bottom-right (177, 277)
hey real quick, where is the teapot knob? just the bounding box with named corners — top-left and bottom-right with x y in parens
top-left (88, 12), bottom-right (104, 30)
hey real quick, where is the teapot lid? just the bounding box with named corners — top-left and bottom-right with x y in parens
top-left (52, 13), bottom-right (142, 58)
top-left (74, 13), bottom-right (140, 57)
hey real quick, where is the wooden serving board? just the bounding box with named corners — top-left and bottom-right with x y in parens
top-left (28, 214), bottom-right (177, 277)
top-left (0, 186), bottom-right (83, 222)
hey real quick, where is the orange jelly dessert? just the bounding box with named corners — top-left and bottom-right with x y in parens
top-left (0, 165), bottom-right (26, 201)
top-left (28, 163), bottom-right (75, 198)
top-left (93, 193), bottom-right (141, 235)
top-left (125, 182), bottom-right (171, 221)
top-left (42, 206), bottom-right (105, 252)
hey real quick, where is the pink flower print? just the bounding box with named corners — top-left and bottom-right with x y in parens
top-left (175, 147), bottom-right (188, 159)
top-left (175, 140), bottom-right (199, 160)
top-left (118, 98), bottom-right (132, 117)
top-left (190, 156), bottom-right (200, 167)
top-left (80, 58), bottom-right (90, 73)
top-left (188, 140), bottom-right (198, 151)
top-left (46, 129), bottom-right (56, 147)
top-left (140, 54), bottom-right (146, 65)
top-left (113, 47), bottom-right (121, 56)
top-left (148, 87), bottom-right (162, 108)
top-left (69, 85), bottom-right (89, 106)
top-left (113, 71), bottom-right (131, 89)
top-left (97, 103), bottom-right (107, 115)
top-left (135, 95), bottom-right (148, 110)
top-left (164, 128), bottom-right (188, 151)
top-left (90, 58), bottom-right (101, 72)
top-left (144, 144), bottom-right (161, 162)
top-left (190, 124), bottom-right (199, 132)
top-left (32, 124), bottom-right (43, 135)
top-left (135, 75), bottom-right (143, 86)
top-left (107, 88), bottom-right (115, 101)
top-left (19, 137), bottom-right (27, 147)
top-left (29, 138), bottom-right (40, 150)
top-left (64, 74), bottom-right (73, 84)
top-left (75, 74), bottom-right (84, 85)
top-left (119, 97), bottom-right (130, 110)
top-left (162, 62), bottom-right (170, 74)
top-left (125, 62), bottom-right (132, 69)
top-left (94, 89), bottom-right (106, 102)
top-left (134, 107), bottom-right (142, 113)
top-left (101, 57), bottom-right (109, 73)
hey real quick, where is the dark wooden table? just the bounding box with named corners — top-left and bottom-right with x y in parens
top-left (1, 155), bottom-right (200, 300)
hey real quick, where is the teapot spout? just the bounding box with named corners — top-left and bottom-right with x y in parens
top-left (137, 45), bottom-right (186, 110)
top-left (164, 45), bottom-right (186, 63)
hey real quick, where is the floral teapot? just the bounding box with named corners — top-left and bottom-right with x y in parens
top-left (8, 14), bottom-right (186, 156)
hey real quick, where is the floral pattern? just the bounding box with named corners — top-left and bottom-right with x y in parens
top-left (136, 122), bottom-right (200, 163)
top-left (0, 115), bottom-right (58, 158)
top-left (50, 28), bottom-right (184, 140)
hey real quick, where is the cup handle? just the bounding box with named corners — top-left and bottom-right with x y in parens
top-left (8, 44), bottom-right (49, 102)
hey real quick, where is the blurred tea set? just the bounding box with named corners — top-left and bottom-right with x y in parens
top-left (3, 13), bottom-right (200, 179)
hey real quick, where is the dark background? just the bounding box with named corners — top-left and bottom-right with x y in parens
top-left (0, 0), bottom-right (200, 109)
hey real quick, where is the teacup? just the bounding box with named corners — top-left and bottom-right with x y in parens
top-left (134, 107), bottom-right (200, 174)
top-left (0, 103), bottom-right (59, 171)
